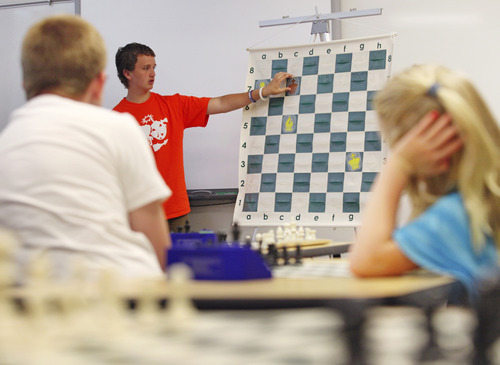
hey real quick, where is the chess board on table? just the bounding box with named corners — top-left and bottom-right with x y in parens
top-left (272, 260), bottom-right (352, 279)
top-left (234, 34), bottom-right (394, 227)
top-left (175, 308), bottom-right (348, 365)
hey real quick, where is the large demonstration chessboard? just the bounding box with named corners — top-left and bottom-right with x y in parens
top-left (234, 34), bottom-right (395, 227)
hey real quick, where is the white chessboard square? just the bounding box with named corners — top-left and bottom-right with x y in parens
top-left (278, 133), bottom-right (298, 154)
top-left (330, 112), bottom-right (348, 132)
top-left (283, 95), bottom-right (300, 115)
top-left (351, 51), bottom-right (370, 72)
top-left (368, 69), bottom-right (389, 89)
top-left (312, 133), bottom-right (331, 152)
top-left (310, 172), bottom-right (328, 192)
top-left (295, 153), bottom-right (312, 172)
top-left (294, 153), bottom-right (313, 173)
top-left (325, 192), bottom-right (344, 211)
top-left (296, 113), bottom-right (315, 134)
top-left (365, 110), bottom-right (380, 131)
top-left (258, 192), bottom-right (276, 211)
top-left (362, 151), bottom-right (385, 172)
top-left (300, 74), bottom-right (318, 95)
top-left (275, 173), bottom-right (294, 191)
top-left (332, 73), bottom-right (351, 92)
top-left (328, 152), bottom-right (346, 171)
top-left (266, 115), bottom-right (283, 135)
top-left (261, 154), bottom-right (279, 173)
top-left (349, 91), bottom-right (368, 112)
top-left (315, 93), bottom-right (334, 114)
top-left (253, 60), bottom-right (272, 79)
top-left (344, 171), bottom-right (363, 192)
top-left (249, 102), bottom-right (271, 118)
top-left (318, 57), bottom-right (336, 74)
top-left (247, 135), bottom-right (265, 155)
top-left (287, 57), bottom-right (304, 76)
top-left (290, 192), bottom-right (310, 211)
top-left (346, 131), bottom-right (365, 151)
top-left (245, 173), bottom-right (262, 191)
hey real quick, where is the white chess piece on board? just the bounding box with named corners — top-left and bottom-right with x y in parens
top-left (276, 226), bottom-right (284, 244)
top-left (297, 226), bottom-right (305, 242)
top-left (164, 263), bottom-right (198, 333)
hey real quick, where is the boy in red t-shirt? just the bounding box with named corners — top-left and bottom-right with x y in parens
top-left (113, 43), bottom-right (291, 231)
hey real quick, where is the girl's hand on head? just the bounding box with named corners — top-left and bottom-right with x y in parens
top-left (390, 111), bottom-right (463, 177)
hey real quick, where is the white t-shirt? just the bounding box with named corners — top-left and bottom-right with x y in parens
top-left (0, 95), bottom-right (171, 281)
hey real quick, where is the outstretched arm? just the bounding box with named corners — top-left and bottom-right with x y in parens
top-left (349, 111), bottom-right (463, 277)
top-left (206, 72), bottom-right (292, 115)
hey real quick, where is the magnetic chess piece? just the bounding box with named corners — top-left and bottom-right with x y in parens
top-left (348, 153), bottom-right (361, 171)
top-left (177, 226), bottom-right (183, 233)
top-left (184, 220), bottom-right (191, 233)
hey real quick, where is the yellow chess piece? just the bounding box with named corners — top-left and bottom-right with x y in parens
top-left (285, 116), bottom-right (294, 132)
top-left (348, 153), bottom-right (361, 170)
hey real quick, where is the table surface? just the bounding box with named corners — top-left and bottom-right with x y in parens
top-left (171, 262), bottom-right (454, 300)
top-left (139, 258), bottom-right (456, 310)
top-left (9, 257), bottom-right (457, 311)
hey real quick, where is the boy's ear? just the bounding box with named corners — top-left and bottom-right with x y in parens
top-left (123, 69), bottom-right (132, 80)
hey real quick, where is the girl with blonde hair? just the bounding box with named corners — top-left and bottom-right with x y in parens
top-left (349, 64), bottom-right (500, 300)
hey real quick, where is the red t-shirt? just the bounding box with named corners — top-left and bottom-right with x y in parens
top-left (113, 92), bottom-right (210, 219)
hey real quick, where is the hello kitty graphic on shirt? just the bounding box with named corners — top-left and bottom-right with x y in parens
top-left (139, 114), bottom-right (168, 152)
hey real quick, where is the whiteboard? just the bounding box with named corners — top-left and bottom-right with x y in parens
top-left (0, 3), bottom-right (75, 131)
top-left (80, 0), bottom-right (331, 190)
top-left (340, 0), bottom-right (500, 123)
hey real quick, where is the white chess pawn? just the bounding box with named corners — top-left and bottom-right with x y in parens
top-left (310, 229), bottom-right (317, 240)
top-left (297, 226), bottom-right (305, 242)
top-left (283, 223), bottom-right (291, 243)
top-left (305, 227), bottom-right (312, 241)
top-left (165, 263), bottom-right (198, 332)
top-left (290, 222), bottom-right (297, 242)
top-left (268, 229), bottom-right (275, 244)
top-left (262, 232), bottom-right (273, 246)
top-left (276, 226), bottom-right (284, 244)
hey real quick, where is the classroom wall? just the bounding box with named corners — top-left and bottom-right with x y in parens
top-left (341, 0), bottom-right (500, 122)
top-left (0, 2), bottom-right (75, 131)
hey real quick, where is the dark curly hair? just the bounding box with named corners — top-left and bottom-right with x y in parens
top-left (115, 42), bottom-right (155, 88)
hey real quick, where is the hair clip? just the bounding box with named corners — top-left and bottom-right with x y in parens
top-left (426, 83), bottom-right (440, 98)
